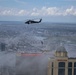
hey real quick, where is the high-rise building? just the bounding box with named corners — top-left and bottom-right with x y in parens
top-left (0, 43), bottom-right (6, 51)
top-left (48, 46), bottom-right (76, 75)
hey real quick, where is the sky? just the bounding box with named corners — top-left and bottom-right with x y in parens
top-left (0, 0), bottom-right (76, 23)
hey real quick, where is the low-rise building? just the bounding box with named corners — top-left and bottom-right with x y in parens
top-left (48, 46), bottom-right (76, 75)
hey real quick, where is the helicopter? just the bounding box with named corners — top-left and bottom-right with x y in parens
top-left (25, 18), bottom-right (42, 24)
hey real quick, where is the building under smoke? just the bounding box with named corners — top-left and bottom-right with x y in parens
top-left (16, 45), bottom-right (76, 75)
top-left (16, 53), bottom-right (48, 75)
top-left (48, 46), bottom-right (76, 75)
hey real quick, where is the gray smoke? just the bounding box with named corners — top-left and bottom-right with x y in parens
top-left (16, 53), bottom-right (51, 75)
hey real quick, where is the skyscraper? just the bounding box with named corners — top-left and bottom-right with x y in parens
top-left (0, 43), bottom-right (6, 51)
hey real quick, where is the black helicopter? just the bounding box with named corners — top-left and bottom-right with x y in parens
top-left (25, 18), bottom-right (42, 24)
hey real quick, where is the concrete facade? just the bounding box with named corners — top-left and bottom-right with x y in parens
top-left (48, 46), bottom-right (76, 75)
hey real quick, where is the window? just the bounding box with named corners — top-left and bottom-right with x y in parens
top-left (58, 62), bottom-right (65, 75)
top-left (74, 69), bottom-right (76, 75)
top-left (59, 62), bottom-right (65, 67)
top-left (52, 62), bottom-right (53, 67)
top-left (51, 68), bottom-right (53, 75)
top-left (74, 62), bottom-right (76, 75)
top-left (68, 62), bottom-right (72, 75)
top-left (58, 69), bottom-right (65, 75)
top-left (68, 62), bottom-right (72, 67)
top-left (74, 62), bottom-right (76, 67)
top-left (51, 62), bottom-right (53, 75)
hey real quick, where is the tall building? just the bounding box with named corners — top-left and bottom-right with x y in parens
top-left (0, 43), bottom-right (6, 51)
top-left (48, 46), bottom-right (76, 75)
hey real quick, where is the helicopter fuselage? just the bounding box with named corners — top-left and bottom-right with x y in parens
top-left (25, 19), bottom-right (42, 24)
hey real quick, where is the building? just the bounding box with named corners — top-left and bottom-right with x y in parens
top-left (0, 43), bottom-right (6, 51)
top-left (48, 46), bottom-right (76, 75)
top-left (16, 53), bottom-right (47, 75)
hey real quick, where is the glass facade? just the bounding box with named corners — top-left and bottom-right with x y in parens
top-left (58, 62), bottom-right (65, 75)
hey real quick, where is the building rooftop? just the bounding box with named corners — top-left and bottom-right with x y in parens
top-left (56, 46), bottom-right (67, 52)
top-left (68, 57), bottom-right (76, 59)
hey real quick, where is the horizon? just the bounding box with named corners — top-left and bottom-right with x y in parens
top-left (0, 20), bottom-right (76, 24)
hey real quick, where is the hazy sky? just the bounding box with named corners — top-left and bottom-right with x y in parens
top-left (0, 0), bottom-right (76, 23)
